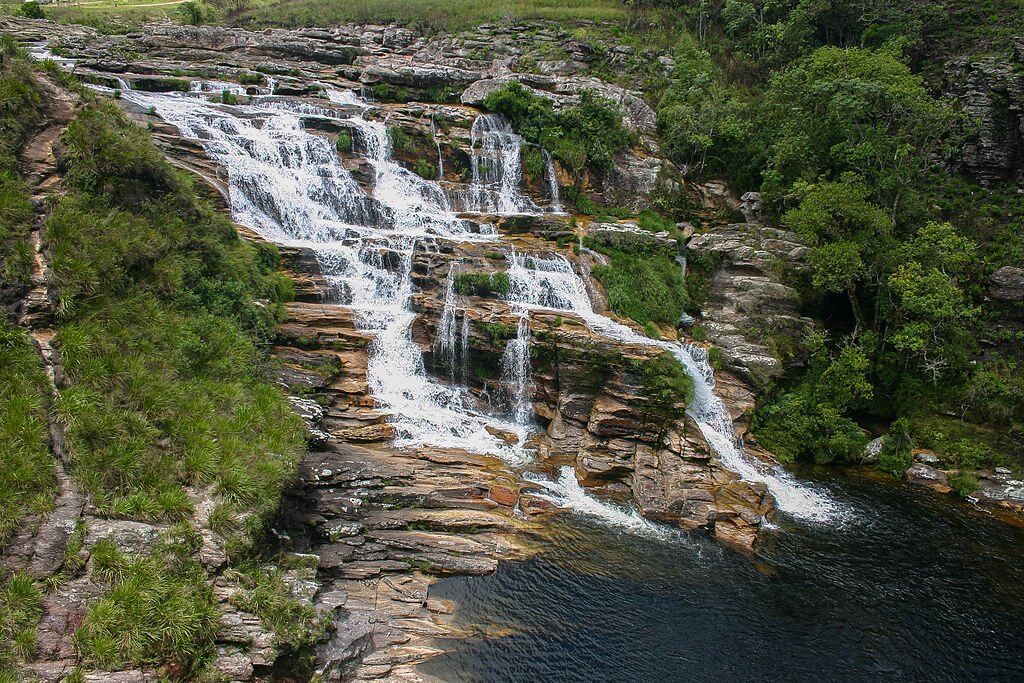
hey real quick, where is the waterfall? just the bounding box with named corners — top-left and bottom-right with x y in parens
top-left (463, 114), bottom-right (540, 215)
top-left (190, 80), bottom-right (246, 95)
top-left (543, 149), bottom-right (563, 213)
top-left (119, 83), bottom-right (530, 463)
top-left (500, 315), bottom-right (533, 425)
top-left (116, 77), bottom-right (838, 529)
top-left (436, 263), bottom-right (469, 383)
top-left (346, 115), bottom-right (455, 234)
top-left (525, 467), bottom-right (675, 540)
top-left (430, 116), bottom-right (445, 180)
top-left (503, 247), bottom-right (839, 522)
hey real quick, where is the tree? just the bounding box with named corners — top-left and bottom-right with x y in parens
top-left (656, 36), bottom-right (756, 185)
top-left (782, 180), bottom-right (893, 328)
top-left (883, 222), bottom-right (978, 381)
top-left (760, 44), bottom-right (956, 221)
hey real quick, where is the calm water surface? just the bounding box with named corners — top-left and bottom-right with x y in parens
top-left (421, 468), bottom-right (1024, 681)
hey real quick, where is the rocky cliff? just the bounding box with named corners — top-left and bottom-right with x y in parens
top-left (0, 15), bottom-right (805, 681)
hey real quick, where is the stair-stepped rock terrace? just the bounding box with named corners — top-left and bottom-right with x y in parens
top-left (5, 16), bottom-right (844, 678)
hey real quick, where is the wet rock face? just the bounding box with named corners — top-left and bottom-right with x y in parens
top-left (686, 223), bottom-right (814, 390)
top-left (944, 51), bottom-right (1024, 184)
top-left (4, 15), bottom-right (686, 214)
top-left (403, 233), bottom-right (774, 549)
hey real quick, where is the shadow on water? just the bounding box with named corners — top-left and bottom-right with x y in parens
top-left (421, 467), bottom-right (1024, 681)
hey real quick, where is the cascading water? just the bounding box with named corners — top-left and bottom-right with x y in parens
top-left (524, 467), bottom-right (675, 540)
top-left (108, 72), bottom-right (836, 530)
top-left (190, 80), bottom-right (246, 95)
top-left (503, 249), bottom-right (840, 522)
top-left (462, 114), bottom-right (540, 215)
top-left (500, 315), bottom-right (533, 425)
top-left (543, 149), bottom-right (563, 213)
top-left (117, 84), bottom-right (528, 462)
top-left (436, 263), bottom-right (469, 383)
top-left (430, 116), bottom-right (445, 180)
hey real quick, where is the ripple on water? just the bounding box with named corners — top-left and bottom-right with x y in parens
top-left (423, 468), bottom-right (1024, 682)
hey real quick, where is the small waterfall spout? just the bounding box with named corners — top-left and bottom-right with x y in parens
top-left (463, 114), bottom-right (540, 215)
top-left (543, 149), bottom-right (563, 213)
top-left (500, 314), bottom-right (533, 425)
top-left (436, 264), bottom-right (469, 383)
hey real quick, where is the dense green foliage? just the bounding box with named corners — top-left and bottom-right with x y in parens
top-left (454, 271), bottom-right (510, 297)
top-left (587, 234), bottom-right (687, 326)
top-left (47, 102), bottom-right (304, 527)
top-left (632, 1), bottom-right (1024, 473)
top-left (631, 352), bottom-right (693, 421)
top-left (483, 82), bottom-right (634, 178)
top-left (74, 531), bottom-right (219, 671)
top-left (0, 573), bottom-right (45, 675)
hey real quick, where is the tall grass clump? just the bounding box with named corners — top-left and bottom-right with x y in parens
top-left (0, 324), bottom-right (56, 545)
top-left (0, 572), bottom-right (46, 675)
top-left (46, 102), bottom-right (305, 531)
top-left (73, 530), bottom-right (219, 671)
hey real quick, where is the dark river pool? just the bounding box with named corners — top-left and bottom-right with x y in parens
top-left (421, 467), bottom-right (1024, 681)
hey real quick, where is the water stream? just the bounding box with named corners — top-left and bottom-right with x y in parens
top-left (423, 469), bottom-right (1024, 680)
top-left (87, 74), bottom-right (1024, 681)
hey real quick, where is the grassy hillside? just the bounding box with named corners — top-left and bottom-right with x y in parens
top-left (0, 42), bottom-right (322, 677)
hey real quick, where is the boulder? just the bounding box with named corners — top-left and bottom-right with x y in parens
top-left (905, 462), bottom-right (952, 494)
top-left (861, 437), bottom-right (885, 466)
top-left (988, 266), bottom-right (1024, 301)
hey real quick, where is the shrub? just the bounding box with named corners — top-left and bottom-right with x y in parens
top-left (227, 568), bottom-right (327, 656)
top-left (947, 471), bottom-right (979, 499)
top-left (478, 320), bottom-right (516, 342)
top-left (221, 89), bottom-right (238, 105)
top-left (631, 352), bottom-right (693, 421)
top-left (47, 106), bottom-right (304, 528)
top-left (0, 573), bottom-right (45, 673)
top-left (0, 324), bottom-right (55, 544)
top-left (73, 534), bottom-right (218, 671)
top-left (453, 271), bottom-right (509, 297)
top-left (336, 130), bottom-right (353, 154)
top-left (178, 1), bottom-right (203, 25)
top-left (19, 2), bottom-right (45, 19)
top-left (753, 339), bottom-right (873, 464)
top-left (237, 71), bottom-right (263, 85)
top-left (877, 418), bottom-right (914, 477)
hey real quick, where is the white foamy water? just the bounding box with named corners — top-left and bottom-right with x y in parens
top-left (503, 250), bottom-right (841, 523)
top-left (113, 76), bottom-right (838, 529)
top-left (525, 467), bottom-right (676, 540)
top-left (460, 114), bottom-right (540, 214)
top-left (117, 84), bottom-right (529, 463)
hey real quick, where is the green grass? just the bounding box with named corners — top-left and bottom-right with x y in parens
top-left (0, 572), bottom-right (46, 675)
top-left (226, 567), bottom-right (326, 657)
top-left (73, 530), bottom-right (218, 671)
top-left (42, 101), bottom-right (304, 531)
top-left (587, 236), bottom-right (686, 326)
top-left (454, 271), bottom-right (510, 297)
top-left (0, 325), bottom-right (56, 545)
top-left (0, 44), bottom-right (55, 548)
top-left (235, 0), bottom-right (629, 32)
top-left (0, 37), bottom-right (43, 289)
